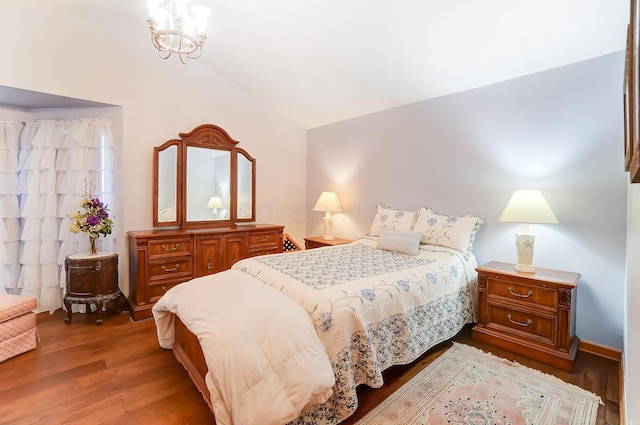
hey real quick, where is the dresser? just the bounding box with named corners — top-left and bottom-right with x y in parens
top-left (472, 261), bottom-right (580, 372)
top-left (64, 252), bottom-right (121, 326)
top-left (127, 224), bottom-right (283, 320)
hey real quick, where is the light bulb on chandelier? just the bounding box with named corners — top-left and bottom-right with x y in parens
top-left (147, 0), bottom-right (211, 64)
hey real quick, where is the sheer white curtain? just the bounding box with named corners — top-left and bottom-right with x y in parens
top-left (0, 121), bottom-right (23, 295)
top-left (16, 118), bottom-right (114, 313)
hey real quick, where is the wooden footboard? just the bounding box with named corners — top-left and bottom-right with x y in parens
top-left (174, 315), bottom-right (214, 413)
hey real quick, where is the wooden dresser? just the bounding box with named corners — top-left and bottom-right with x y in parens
top-left (127, 224), bottom-right (283, 320)
top-left (472, 261), bottom-right (580, 372)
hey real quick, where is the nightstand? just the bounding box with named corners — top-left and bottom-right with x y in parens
top-left (472, 261), bottom-right (580, 372)
top-left (64, 252), bottom-right (122, 326)
top-left (304, 236), bottom-right (352, 249)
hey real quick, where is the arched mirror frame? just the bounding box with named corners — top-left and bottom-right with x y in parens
top-left (153, 124), bottom-right (256, 228)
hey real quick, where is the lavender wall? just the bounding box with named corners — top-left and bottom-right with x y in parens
top-left (307, 51), bottom-right (627, 350)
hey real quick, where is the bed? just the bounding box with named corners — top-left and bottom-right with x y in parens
top-left (152, 205), bottom-right (484, 425)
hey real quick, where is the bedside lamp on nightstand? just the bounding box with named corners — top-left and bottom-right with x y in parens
top-left (498, 189), bottom-right (558, 273)
top-left (313, 191), bottom-right (342, 240)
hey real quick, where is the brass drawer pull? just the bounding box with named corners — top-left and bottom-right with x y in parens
top-left (508, 287), bottom-right (533, 298)
top-left (256, 236), bottom-right (270, 242)
top-left (161, 264), bottom-right (180, 272)
top-left (507, 314), bottom-right (532, 327)
top-left (161, 243), bottom-right (180, 251)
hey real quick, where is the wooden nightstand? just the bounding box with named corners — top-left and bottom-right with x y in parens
top-left (472, 261), bottom-right (580, 372)
top-left (64, 252), bottom-right (122, 326)
top-left (304, 236), bottom-right (352, 249)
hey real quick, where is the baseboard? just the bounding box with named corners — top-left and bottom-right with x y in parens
top-left (620, 354), bottom-right (627, 425)
top-left (578, 339), bottom-right (621, 361)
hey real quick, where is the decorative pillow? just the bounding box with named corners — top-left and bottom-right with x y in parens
top-left (412, 207), bottom-right (484, 258)
top-left (376, 230), bottom-right (422, 256)
top-left (368, 204), bottom-right (417, 236)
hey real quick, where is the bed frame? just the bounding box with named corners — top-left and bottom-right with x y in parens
top-left (173, 316), bottom-right (214, 412)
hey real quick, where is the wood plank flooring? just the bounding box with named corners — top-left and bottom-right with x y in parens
top-left (0, 310), bottom-right (620, 424)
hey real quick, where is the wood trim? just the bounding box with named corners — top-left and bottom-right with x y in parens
top-left (619, 354), bottom-right (626, 425)
top-left (578, 339), bottom-right (622, 361)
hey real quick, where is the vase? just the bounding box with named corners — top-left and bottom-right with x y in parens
top-left (89, 236), bottom-right (98, 255)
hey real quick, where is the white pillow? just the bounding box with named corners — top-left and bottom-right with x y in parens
top-left (368, 204), bottom-right (417, 236)
top-left (376, 230), bottom-right (422, 256)
top-left (412, 207), bottom-right (484, 258)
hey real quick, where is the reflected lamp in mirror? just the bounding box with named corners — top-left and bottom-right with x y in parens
top-left (206, 196), bottom-right (224, 218)
top-left (313, 192), bottom-right (342, 241)
top-left (498, 190), bottom-right (558, 273)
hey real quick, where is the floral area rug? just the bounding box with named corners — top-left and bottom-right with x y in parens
top-left (354, 343), bottom-right (602, 425)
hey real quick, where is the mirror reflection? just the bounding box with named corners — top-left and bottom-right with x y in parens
top-left (186, 147), bottom-right (231, 222)
top-left (157, 144), bottom-right (178, 223)
top-left (237, 152), bottom-right (253, 219)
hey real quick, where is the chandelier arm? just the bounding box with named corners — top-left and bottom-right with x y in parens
top-left (146, 1), bottom-right (210, 63)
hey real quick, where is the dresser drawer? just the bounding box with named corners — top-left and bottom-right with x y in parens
top-left (148, 257), bottom-right (194, 282)
top-left (487, 303), bottom-right (556, 346)
top-left (487, 277), bottom-right (557, 311)
top-left (147, 238), bottom-right (193, 259)
top-left (248, 247), bottom-right (282, 258)
top-left (147, 280), bottom-right (184, 303)
top-left (248, 230), bottom-right (280, 249)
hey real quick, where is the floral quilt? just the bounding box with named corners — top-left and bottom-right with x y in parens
top-left (232, 236), bottom-right (478, 424)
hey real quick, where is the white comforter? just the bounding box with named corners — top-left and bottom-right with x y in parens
top-left (152, 269), bottom-right (335, 425)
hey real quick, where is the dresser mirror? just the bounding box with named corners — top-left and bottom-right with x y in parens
top-left (153, 124), bottom-right (256, 228)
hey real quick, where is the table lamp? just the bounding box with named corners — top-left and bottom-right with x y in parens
top-left (498, 189), bottom-right (558, 273)
top-left (313, 191), bottom-right (342, 240)
top-left (206, 196), bottom-right (224, 218)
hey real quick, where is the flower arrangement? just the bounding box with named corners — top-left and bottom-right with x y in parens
top-left (69, 180), bottom-right (113, 254)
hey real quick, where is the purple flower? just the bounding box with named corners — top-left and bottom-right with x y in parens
top-left (427, 218), bottom-right (437, 226)
top-left (426, 273), bottom-right (437, 284)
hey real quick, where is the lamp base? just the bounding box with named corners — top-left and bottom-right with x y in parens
top-left (514, 232), bottom-right (536, 273)
top-left (322, 214), bottom-right (335, 240)
top-left (514, 263), bottom-right (535, 273)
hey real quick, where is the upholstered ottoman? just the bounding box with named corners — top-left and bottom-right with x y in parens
top-left (0, 294), bottom-right (38, 363)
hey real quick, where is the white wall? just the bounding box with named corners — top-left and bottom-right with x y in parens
top-left (308, 52), bottom-right (628, 352)
top-left (0, 1), bottom-right (308, 291)
top-left (625, 183), bottom-right (640, 422)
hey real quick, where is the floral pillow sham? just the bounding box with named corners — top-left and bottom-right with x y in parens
top-left (368, 204), bottom-right (417, 236)
top-left (412, 207), bottom-right (484, 259)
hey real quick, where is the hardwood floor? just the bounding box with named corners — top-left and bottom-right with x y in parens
top-left (0, 310), bottom-right (620, 425)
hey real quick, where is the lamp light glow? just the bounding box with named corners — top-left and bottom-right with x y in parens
top-left (499, 190), bottom-right (558, 273)
top-left (206, 196), bottom-right (224, 218)
top-left (313, 192), bottom-right (342, 241)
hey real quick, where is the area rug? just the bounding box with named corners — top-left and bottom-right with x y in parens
top-left (355, 343), bottom-right (602, 425)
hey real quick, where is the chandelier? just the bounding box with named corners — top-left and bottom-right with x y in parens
top-left (146, 0), bottom-right (211, 64)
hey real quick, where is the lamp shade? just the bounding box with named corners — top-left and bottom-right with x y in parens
top-left (498, 190), bottom-right (558, 224)
top-left (206, 196), bottom-right (224, 209)
top-left (313, 192), bottom-right (342, 213)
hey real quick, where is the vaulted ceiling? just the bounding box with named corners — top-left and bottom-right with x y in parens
top-left (9, 0), bottom-right (631, 129)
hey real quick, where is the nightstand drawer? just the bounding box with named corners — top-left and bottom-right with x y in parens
top-left (487, 278), bottom-right (557, 311)
top-left (487, 304), bottom-right (556, 346)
